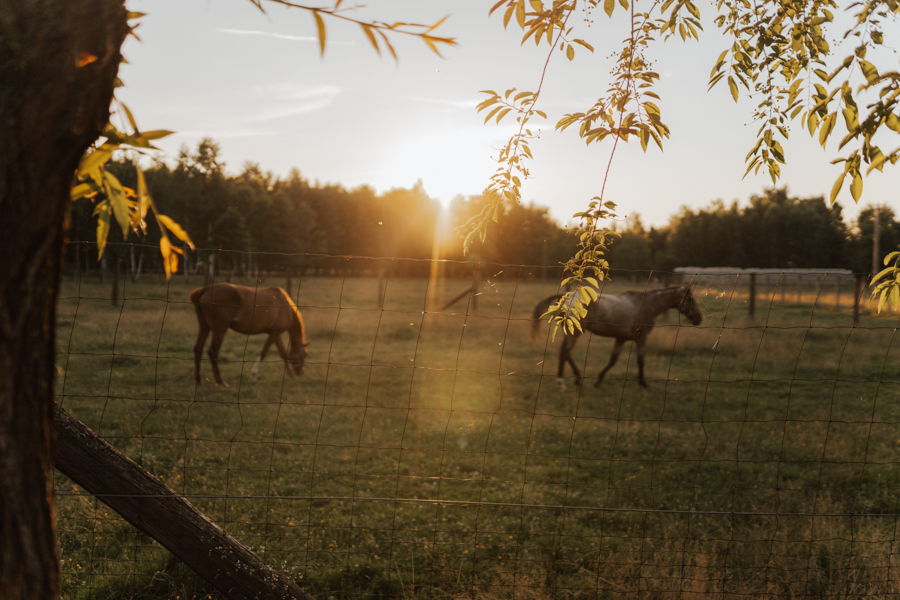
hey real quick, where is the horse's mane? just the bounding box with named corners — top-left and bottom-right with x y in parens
top-left (277, 288), bottom-right (307, 344)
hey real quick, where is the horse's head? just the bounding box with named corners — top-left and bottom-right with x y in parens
top-left (678, 286), bottom-right (703, 326)
top-left (288, 343), bottom-right (309, 376)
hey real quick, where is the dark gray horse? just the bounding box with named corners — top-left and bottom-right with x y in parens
top-left (532, 286), bottom-right (702, 390)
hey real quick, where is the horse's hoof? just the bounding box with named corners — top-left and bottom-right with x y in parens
top-left (217, 382), bottom-right (230, 388)
top-left (556, 377), bottom-right (567, 392)
top-left (575, 379), bottom-right (583, 388)
top-left (639, 381), bottom-right (649, 389)
top-left (594, 379), bottom-right (603, 389)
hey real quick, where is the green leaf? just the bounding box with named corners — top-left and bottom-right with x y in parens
top-left (77, 144), bottom-right (116, 180)
top-left (120, 102), bottom-right (139, 133)
top-left (139, 129), bottom-right (174, 141)
top-left (136, 168), bottom-right (150, 223)
top-left (96, 200), bottom-right (111, 259)
top-left (103, 170), bottom-right (132, 238)
top-left (70, 182), bottom-right (98, 201)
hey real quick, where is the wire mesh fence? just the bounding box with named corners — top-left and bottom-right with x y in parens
top-left (55, 243), bottom-right (900, 599)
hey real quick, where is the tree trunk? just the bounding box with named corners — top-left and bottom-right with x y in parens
top-left (0, 3), bottom-right (128, 598)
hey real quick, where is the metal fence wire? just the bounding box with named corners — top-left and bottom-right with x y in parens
top-left (55, 243), bottom-right (900, 599)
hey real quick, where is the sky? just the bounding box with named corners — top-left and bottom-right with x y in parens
top-left (120, 0), bottom-right (898, 229)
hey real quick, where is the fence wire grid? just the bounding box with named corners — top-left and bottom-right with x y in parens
top-left (55, 243), bottom-right (900, 600)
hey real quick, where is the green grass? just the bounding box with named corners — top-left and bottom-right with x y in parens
top-left (54, 270), bottom-right (900, 599)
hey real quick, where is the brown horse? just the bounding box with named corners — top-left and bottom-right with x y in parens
top-left (532, 286), bottom-right (702, 390)
top-left (190, 283), bottom-right (308, 386)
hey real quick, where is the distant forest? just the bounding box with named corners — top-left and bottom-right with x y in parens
top-left (68, 139), bottom-right (897, 275)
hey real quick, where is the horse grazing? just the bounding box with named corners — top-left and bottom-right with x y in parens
top-left (532, 286), bottom-right (702, 390)
top-left (190, 283), bottom-right (308, 386)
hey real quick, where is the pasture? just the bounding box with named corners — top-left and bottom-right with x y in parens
top-left (54, 267), bottom-right (900, 599)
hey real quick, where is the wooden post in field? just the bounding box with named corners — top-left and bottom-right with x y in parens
top-left (100, 250), bottom-right (107, 284)
top-left (53, 404), bottom-right (314, 600)
top-left (836, 275), bottom-right (841, 310)
top-left (470, 265), bottom-right (481, 314)
top-left (542, 239), bottom-right (548, 280)
top-left (111, 258), bottom-right (120, 305)
top-left (748, 273), bottom-right (756, 318)
top-left (780, 275), bottom-right (785, 304)
top-left (74, 241), bottom-right (81, 285)
top-left (797, 275), bottom-right (802, 306)
top-left (377, 268), bottom-right (386, 309)
top-left (853, 273), bottom-right (867, 326)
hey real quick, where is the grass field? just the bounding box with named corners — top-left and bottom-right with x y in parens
top-left (54, 266), bottom-right (900, 599)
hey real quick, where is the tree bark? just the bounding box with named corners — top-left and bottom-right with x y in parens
top-left (0, 2), bottom-right (128, 598)
top-left (53, 404), bottom-right (314, 600)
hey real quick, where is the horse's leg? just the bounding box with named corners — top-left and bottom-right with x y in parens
top-left (207, 328), bottom-right (229, 387)
top-left (194, 320), bottom-right (210, 384)
top-left (557, 333), bottom-right (582, 391)
top-left (250, 333), bottom-right (279, 382)
top-left (273, 334), bottom-right (296, 379)
top-left (637, 338), bottom-right (649, 388)
top-left (594, 338), bottom-right (625, 388)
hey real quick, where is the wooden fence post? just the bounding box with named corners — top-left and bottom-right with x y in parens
top-left (853, 273), bottom-right (867, 326)
top-left (111, 258), bottom-right (120, 305)
top-left (836, 276), bottom-right (841, 310)
top-left (749, 273), bottom-right (756, 318)
top-left (470, 266), bottom-right (481, 314)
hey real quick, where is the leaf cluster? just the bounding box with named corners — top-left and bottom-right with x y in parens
top-left (250, 0), bottom-right (456, 59)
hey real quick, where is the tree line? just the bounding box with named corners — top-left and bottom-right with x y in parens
top-left (67, 141), bottom-right (896, 277)
top-left (606, 188), bottom-right (897, 275)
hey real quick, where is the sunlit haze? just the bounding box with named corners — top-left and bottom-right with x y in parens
top-left (121, 0), bottom-right (897, 227)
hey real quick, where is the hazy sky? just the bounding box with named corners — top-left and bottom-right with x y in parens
top-left (120, 0), bottom-right (897, 228)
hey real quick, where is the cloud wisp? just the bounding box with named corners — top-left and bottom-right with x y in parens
top-left (250, 84), bottom-right (343, 121)
top-left (216, 28), bottom-right (354, 45)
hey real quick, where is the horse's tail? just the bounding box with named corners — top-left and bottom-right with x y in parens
top-left (190, 286), bottom-right (207, 325)
top-left (531, 294), bottom-right (562, 341)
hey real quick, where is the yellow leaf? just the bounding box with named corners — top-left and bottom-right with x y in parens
top-left (516, 0), bottom-right (526, 28)
top-left (76, 51), bottom-right (97, 67)
top-left (849, 171), bottom-right (863, 201)
top-left (727, 76), bottom-right (739, 102)
top-left (604, 0), bottom-right (615, 16)
top-left (314, 11), bottom-right (326, 56)
top-left (160, 236), bottom-right (173, 279)
top-left (829, 173), bottom-right (845, 203)
top-left (360, 24), bottom-right (380, 55)
top-left (158, 214), bottom-right (195, 250)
